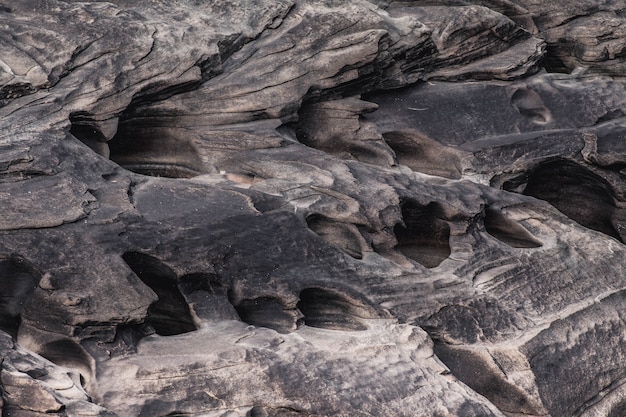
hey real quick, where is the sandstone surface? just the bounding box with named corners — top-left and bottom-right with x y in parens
top-left (2, 1), bottom-right (626, 416)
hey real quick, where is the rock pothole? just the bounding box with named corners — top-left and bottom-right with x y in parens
top-left (297, 287), bottom-right (371, 331)
top-left (36, 339), bottom-right (94, 388)
top-left (231, 288), bottom-right (378, 333)
top-left (507, 159), bottom-right (623, 242)
top-left (70, 111), bottom-right (205, 179)
top-left (121, 252), bottom-right (197, 336)
top-left (540, 44), bottom-right (573, 74)
top-left (0, 257), bottom-right (39, 339)
top-left (484, 207), bottom-right (543, 248)
top-left (393, 200), bottom-right (451, 268)
top-left (232, 296), bottom-right (299, 334)
top-left (108, 124), bottom-right (204, 178)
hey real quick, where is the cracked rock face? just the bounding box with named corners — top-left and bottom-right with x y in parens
top-left (2, 1), bottom-right (626, 416)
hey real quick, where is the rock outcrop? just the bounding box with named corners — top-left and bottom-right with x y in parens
top-left (2, 1), bottom-right (626, 416)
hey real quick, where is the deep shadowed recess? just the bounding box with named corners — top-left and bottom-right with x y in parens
top-left (233, 296), bottom-right (296, 334)
top-left (122, 252), bottom-right (197, 335)
top-left (70, 110), bottom-right (204, 178)
top-left (37, 339), bottom-right (93, 387)
top-left (394, 200), bottom-right (451, 268)
top-left (539, 44), bottom-right (572, 74)
top-left (297, 287), bottom-right (369, 331)
top-left (107, 122), bottom-right (204, 178)
top-left (0, 257), bottom-right (39, 339)
top-left (513, 159), bottom-right (622, 242)
top-left (484, 207), bottom-right (542, 248)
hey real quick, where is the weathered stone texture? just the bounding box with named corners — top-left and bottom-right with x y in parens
top-left (2, 1), bottom-right (626, 416)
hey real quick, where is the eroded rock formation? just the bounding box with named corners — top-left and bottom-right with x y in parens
top-left (2, 1), bottom-right (626, 416)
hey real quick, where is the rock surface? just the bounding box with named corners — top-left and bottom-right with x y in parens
top-left (1, 1), bottom-right (626, 416)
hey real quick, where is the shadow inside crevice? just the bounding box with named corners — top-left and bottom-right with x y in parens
top-left (122, 252), bottom-right (197, 336)
top-left (394, 200), bottom-right (451, 268)
top-left (0, 257), bottom-right (39, 339)
top-left (516, 159), bottom-right (623, 243)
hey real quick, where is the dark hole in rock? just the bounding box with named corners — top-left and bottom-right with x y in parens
top-left (0, 258), bottom-right (39, 339)
top-left (178, 273), bottom-right (214, 294)
top-left (484, 207), bottom-right (542, 248)
top-left (540, 44), bottom-right (572, 74)
top-left (306, 214), bottom-right (363, 259)
top-left (233, 296), bottom-right (297, 334)
top-left (138, 399), bottom-right (184, 417)
top-left (247, 192), bottom-right (285, 213)
top-left (38, 339), bottom-right (94, 386)
top-left (248, 405), bottom-right (268, 417)
top-left (107, 121), bottom-right (204, 178)
top-left (25, 368), bottom-right (48, 379)
top-left (69, 112), bottom-right (105, 141)
top-left (276, 122), bottom-right (298, 142)
top-left (297, 288), bottom-right (371, 331)
top-left (394, 200), bottom-right (451, 268)
top-left (122, 252), bottom-right (197, 336)
top-left (69, 112), bottom-right (111, 158)
top-left (522, 160), bottom-right (623, 242)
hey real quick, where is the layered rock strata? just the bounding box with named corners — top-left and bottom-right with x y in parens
top-left (2, 1), bottom-right (626, 416)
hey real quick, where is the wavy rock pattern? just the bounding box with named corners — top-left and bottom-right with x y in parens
top-left (1, 1), bottom-right (626, 416)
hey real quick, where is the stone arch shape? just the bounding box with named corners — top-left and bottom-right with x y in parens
top-left (522, 159), bottom-right (622, 242)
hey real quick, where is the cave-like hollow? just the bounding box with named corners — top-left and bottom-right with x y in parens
top-left (297, 287), bottom-right (370, 331)
top-left (70, 111), bottom-right (205, 179)
top-left (483, 207), bottom-right (543, 248)
top-left (107, 121), bottom-right (205, 179)
top-left (394, 200), bottom-right (451, 268)
top-left (37, 339), bottom-right (94, 388)
top-left (519, 159), bottom-right (623, 242)
top-left (121, 252), bottom-right (197, 336)
top-left (233, 296), bottom-right (297, 334)
top-left (0, 257), bottom-right (39, 339)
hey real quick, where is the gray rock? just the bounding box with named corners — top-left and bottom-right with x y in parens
top-left (1, 1), bottom-right (626, 416)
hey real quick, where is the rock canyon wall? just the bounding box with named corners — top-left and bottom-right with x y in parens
top-left (2, 1), bottom-right (626, 416)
